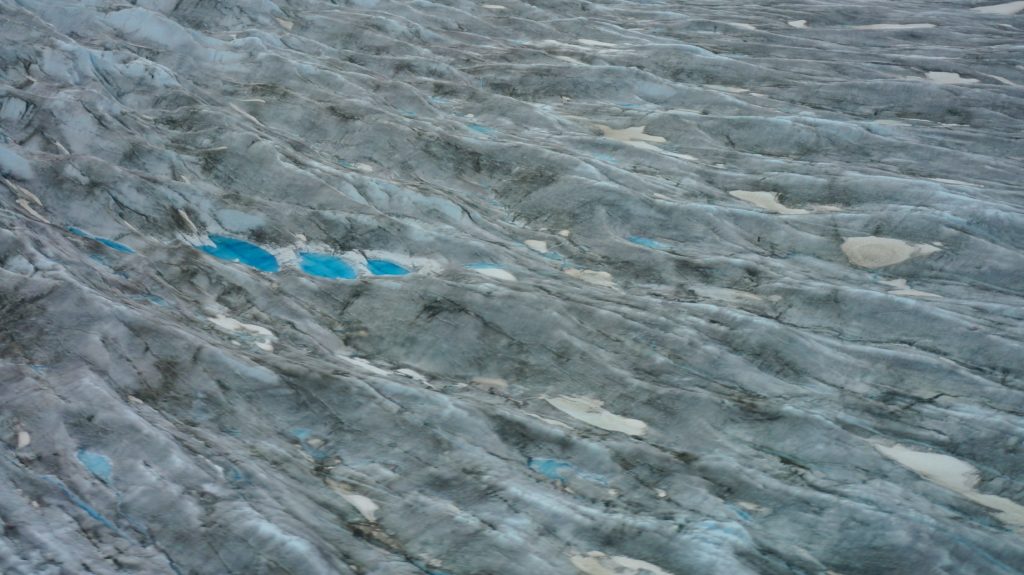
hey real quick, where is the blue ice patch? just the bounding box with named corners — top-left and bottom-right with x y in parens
top-left (43, 476), bottom-right (120, 533)
top-left (199, 235), bottom-right (279, 272)
top-left (290, 428), bottom-right (329, 461)
top-left (77, 449), bottom-right (113, 483)
top-left (729, 504), bottom-right (753, 522)
top-left (222, 462), bottom-right (250, 486)
top-left (467, 123), bottom-right (495, 135)
top-left (528, 457), bottom-right (575, 484)
top-left (96, 237), bottom-right (135, 253)
top-left (628, 236), bottom-right (667, 249)
top-left (366, 259), bottom-right (410, 276)
top-left (69, 227), bottom-right (135, 253)
top-left (689, 520), bottom-right (753, 546)
top-left (299, 252), bottom-right (358, 279)
top-left (130, 294), bottom-right (171, 307)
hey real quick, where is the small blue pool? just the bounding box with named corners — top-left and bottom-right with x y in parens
top-left (528, 457), bottom-right (575, 484)
top-left (199, 235), bottom-right (279, 272)
top-left (628, 236), bottom-right (667, 249)
top-left (77, 449), bottom-right (113, 483)
top-left (366, 259), bottom-right (410, 276)
top-left (298, 252), bottom-right (357, 279)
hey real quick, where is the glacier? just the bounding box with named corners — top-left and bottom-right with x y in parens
top-left (1, 0), bottom-right (1023, 573)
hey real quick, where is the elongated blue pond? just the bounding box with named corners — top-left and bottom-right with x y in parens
top-left (627, 236), bottom-right (667, 249)
top-left (199, 235), bottom-right (279, 272)
top-left (366, 259), bottom-right (410, 276)
top-left (69, 227), bottom-right (135, 253)
top-left (299, 252), bottom-right (357, 279)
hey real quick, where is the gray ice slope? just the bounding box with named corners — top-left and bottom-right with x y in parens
top-left (1, 0), bottom-right (1024, 573)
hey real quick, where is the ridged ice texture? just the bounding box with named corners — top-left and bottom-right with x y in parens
top-left (1, 0), bottom-right (1023, 574)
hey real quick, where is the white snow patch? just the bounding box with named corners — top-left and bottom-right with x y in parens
top-left (209, 316), bottom-right (276, 352)
top-left (545, 396), bottom-right (648, 436)
top-left (971, 1), bottom-right (1024, 15)
top-left (578, 39), bottom-right (617, 47)
top-left (570, 551), bottom-right (673, 575)
top-left (841, 236), bottom-right (941, 268)
top-left (396, 368), bottom-right (428, 382)
top-left (177, 206), bottom-right (198, 231)
top-left (553, 55), bottom-right (586, 65)
top-left (340, 355), bottom-right (393, 377)
top-left (327, 479), bottom-right (379, 522)
top-left (693, 286), bottom-right (765, 304)
top-left (983, 73), bottom-right (1019, 86)
top-left (924, 71), bottom-right (979, 85)
top-left (890, 289), bottom-right (942, 298)
top-left (853, 23), bottom-right (935, 30)
top-left (564, 269), bottom-right (615, 287)
top-left (879, 278), bottom-right (908, 289)
top-left (472, 267), bottom-right (518, 281)
top-left (729, 190), bottom-right (809, 214)
top-left (930, 177), bottom-right (980, 187)
top-left (471, 377), bottom-right (508, 392)
top-left (525, 240), bottom-right (548, 253)
top-left (788, 19), bottom-right (808, 28)
top-left (738, 501), bottom-right (766, 512)
top-left (874, 442), bottom-right (1024, 529)
top-left (596, 125), bottom-right (666, 146)
top-left (16, 199), bottom-right (49, 223)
